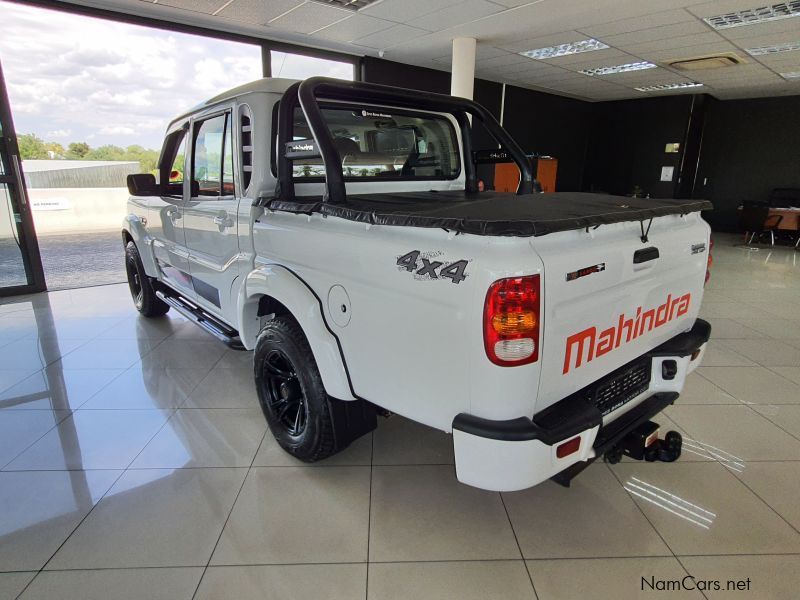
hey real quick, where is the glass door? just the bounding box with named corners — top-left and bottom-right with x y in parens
top-left (0, 59), bottom-right (45, 296)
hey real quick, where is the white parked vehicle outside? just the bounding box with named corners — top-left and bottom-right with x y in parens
top-left (122, 77), bottom-right (713, 492)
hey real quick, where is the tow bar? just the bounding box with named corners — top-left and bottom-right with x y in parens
top-left (604, 421), bottom-right (682, 464)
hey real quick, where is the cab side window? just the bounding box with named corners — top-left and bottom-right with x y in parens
top-left (192, 113), bottom-right (234, 198)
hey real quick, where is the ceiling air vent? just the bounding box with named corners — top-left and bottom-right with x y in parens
top-left (668, 53), bottom-right (745, 71)
top-left (308, 0), bottom-right (379, 10)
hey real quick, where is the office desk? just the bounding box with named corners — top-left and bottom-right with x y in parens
top-left (770, 208), bottom-right (800, 231)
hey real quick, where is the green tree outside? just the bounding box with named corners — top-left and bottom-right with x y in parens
top-left (66, 141), bottom-right (90, 159)
top-left (19, 135), bottom-right (161, 174)
top-left (17, 133), bottom-right (48, 159)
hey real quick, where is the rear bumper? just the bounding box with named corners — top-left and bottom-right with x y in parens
top-left (452, 318), bottom-right (710, 491)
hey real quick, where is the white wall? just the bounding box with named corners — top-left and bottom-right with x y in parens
top-left (28, 188), bottom-right (128, 235)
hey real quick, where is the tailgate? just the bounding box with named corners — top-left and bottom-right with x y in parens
top-left (533, 213), bottom-right (709, 413)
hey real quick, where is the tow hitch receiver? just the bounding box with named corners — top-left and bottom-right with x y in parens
top-left (604, 421), bottom-right (682, 464)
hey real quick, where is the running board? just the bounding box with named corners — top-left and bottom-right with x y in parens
top-left (156, 290), bottom-right (245, 350)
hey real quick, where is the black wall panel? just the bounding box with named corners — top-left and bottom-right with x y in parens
top-left (583, 96), bottom-right (693, 198)
top-left (695, 95), bottom-right (800, 231)
top-left (502, 86), bottom-right (592, 192)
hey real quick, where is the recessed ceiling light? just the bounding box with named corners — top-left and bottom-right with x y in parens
top-left (579, 61), bottom-right (657, 76)
top-left (704, 1), bottom-right (800, 29)
top-left (746, 40), bottom-right (800, 55)
top-left (634, 82), bottom-right (704, 92)
top-left (308, 0), bottom-right (378, 10)
top-left (519, 38), bottom-right (609, 60)
top-left (780, 71), bottom-right (800, 78)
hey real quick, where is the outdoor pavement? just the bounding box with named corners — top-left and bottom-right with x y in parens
top-left (0, 231), bottom-right (125, 291)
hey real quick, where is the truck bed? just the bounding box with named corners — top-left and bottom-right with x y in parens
top-left (266, 191), bottom-right (712, 237)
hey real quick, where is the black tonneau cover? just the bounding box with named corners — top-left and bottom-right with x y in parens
top-left (266, 191), bottom-right (712, 237)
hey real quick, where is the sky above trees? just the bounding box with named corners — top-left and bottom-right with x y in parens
top-left (0, 1), bottom-right (353, 151)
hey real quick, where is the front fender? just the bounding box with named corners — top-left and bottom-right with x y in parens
top-left (238, 264), bottom-right (356, 401)
top-left (122, 213), bottom-right (157, 277)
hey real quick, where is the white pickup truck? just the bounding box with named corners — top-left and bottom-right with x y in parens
top-left (123, 77), bottom-right (713, 492)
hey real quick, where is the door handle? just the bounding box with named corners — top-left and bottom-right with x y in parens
top-left (213, 215), bottom-right (234, 228)
top-left (633, 247), bottom-right (659, 264)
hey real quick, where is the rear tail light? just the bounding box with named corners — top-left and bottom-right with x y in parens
top-left (483, 275), bottom-right (540, 366)
top-left (705, 237), bottom-right (713, 285)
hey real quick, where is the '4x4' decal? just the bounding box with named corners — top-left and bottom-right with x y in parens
top-left (396, 250), bottom-right (469, 284)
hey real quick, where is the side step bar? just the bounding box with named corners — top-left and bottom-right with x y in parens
top-left (155, 290), bottom-right (245, 350)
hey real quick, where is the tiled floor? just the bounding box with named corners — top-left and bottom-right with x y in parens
top-left (1, 234), bottom-right (800, 599)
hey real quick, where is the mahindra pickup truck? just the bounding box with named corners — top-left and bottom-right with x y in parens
top-left (123, 77), bottom-right (712, 491)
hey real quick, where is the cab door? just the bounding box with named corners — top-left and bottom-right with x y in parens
top-left (149, 123), bottom-right (194, 298)
top-left (182, 109), bottom-right (240, 321)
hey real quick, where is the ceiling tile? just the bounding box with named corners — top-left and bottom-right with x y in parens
top-left (477, 45), bottom-right (510, 59)
top-left (360, 0), bottom-right (461, 23)
top-left (736, 31), bottom-right (800, 50)
top-left (269, 1), bottom-right (351, 34)
top-left (475, 52), bottom-right (531, 68)
top-left (497, 30), bottom-right (586, 53)
top-left (157, 0), bottom-right (229, 14)
top-left (579, 8), bottom-right (695, 39)
top-left (217, 0), bottom-right (304, 23)
top-left (405, 0), bottom-right (505, 32)
top-left (623, 32), bottom-right (727, 55)
top-left (312, 14), bottom-right (394, 41)
top-left (602, 20), bottom-right (711, 47)
top-left (352, 23), bottom-right (429, 49)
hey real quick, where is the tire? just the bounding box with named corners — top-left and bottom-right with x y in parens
top-left (125, 240), bottom-right (170, 318)
top-left (254, 315), bottom-right (337, 462)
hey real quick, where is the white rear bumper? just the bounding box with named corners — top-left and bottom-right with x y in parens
top-left (452, 341), bottom-right (707, 492)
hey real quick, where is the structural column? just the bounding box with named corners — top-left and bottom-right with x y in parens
top-left (450, 37), bottom-right (476, 100)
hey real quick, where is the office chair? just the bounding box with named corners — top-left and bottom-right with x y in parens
top-left (740, 202), bottom-right (783, 246)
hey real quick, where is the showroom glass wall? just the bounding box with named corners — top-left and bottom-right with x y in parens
top-left (0, 0), bottom-right (356, 293)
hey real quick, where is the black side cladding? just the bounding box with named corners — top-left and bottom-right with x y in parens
top-left (265, 190), bottom-right (713, 238)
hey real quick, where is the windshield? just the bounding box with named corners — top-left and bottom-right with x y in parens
top-left (290, 105), bottom-right (461, 181)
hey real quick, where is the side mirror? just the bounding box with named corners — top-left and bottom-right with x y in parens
top-left (127, 173), bottom-right (158, 196)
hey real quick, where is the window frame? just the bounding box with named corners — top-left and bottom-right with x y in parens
top-left (269, 101), bottom-right (463, 183)
top-left (158, 123), bottom-right (188, 198)
top-left (189, 110), bottom-right (235, 200)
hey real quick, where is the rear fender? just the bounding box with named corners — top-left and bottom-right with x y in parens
top-left (239, 264), bottom-right (355, 401)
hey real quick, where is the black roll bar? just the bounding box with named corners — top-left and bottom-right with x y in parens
top-left (275, 77), bottom-right (534, 204)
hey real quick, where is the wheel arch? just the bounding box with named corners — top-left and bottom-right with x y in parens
top-left (239, 264), bottom-right (356, 401)
top-left (122, 215), bottom-right (157, 277)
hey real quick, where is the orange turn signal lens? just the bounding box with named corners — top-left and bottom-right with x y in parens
top-left (491, 311), bottom-right (537, 335)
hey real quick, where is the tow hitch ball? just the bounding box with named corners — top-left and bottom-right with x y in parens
top-left (604, 421), bottom-right (682, 464)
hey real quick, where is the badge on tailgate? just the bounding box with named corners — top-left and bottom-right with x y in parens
top-left (566, 263), bottom-right (605, 281)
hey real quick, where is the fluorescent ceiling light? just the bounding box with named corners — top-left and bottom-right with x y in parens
top-left (746, 40), bottom-right (800, 55)
top-left (308, 0), bottom-right (377, 10)
top-left (704, 1), bottom-right (800, 29)
top-left (635, 82), bottom-right (704, 92)
top-left (580, 61), bottom-right (657, 76)
top-left (780, 71), bottom-right (800, 78)
top-left (519, 38), bottom-right (609, 60)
